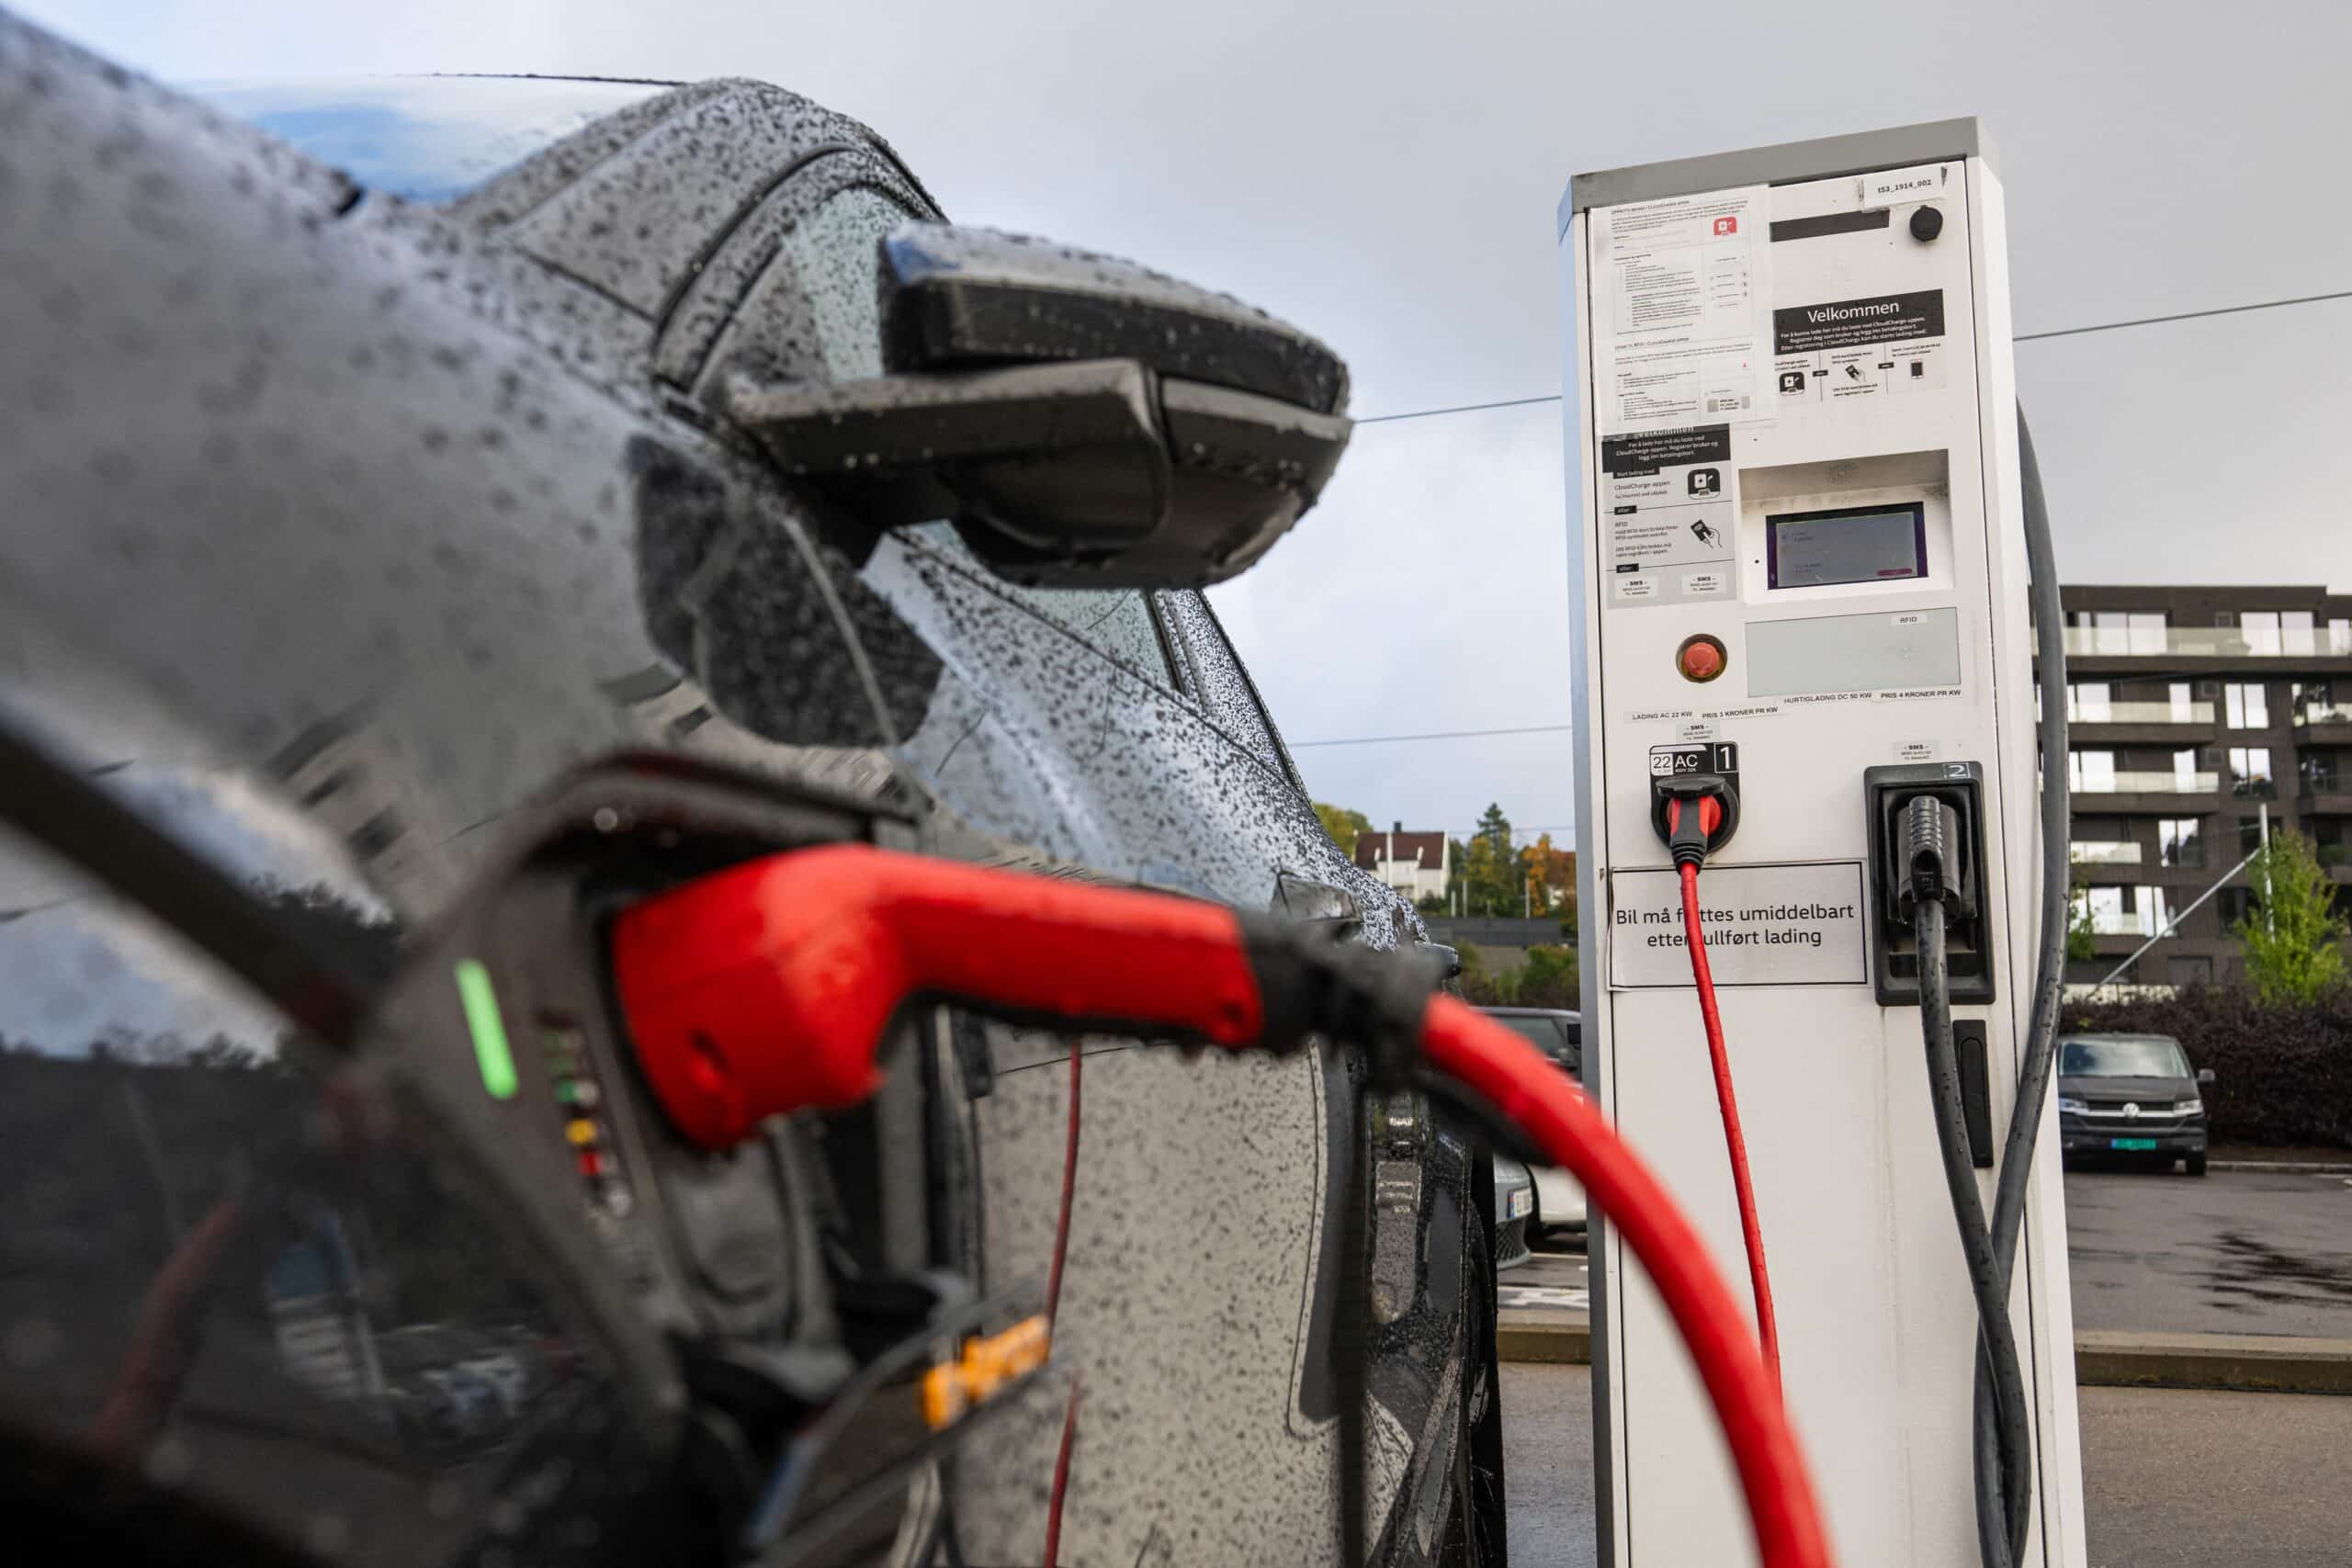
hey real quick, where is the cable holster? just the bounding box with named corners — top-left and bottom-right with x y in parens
top-left (1654, 774), bottom-right (1736, 868)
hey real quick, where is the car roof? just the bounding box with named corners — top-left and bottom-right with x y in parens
top-left (182, 75), bottom-right (678, 202)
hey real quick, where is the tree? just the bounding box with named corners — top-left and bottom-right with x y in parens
top-left (2065, 870), bottom-right (2098, 964)
top-left (1460, 804), bottom-right (1519, 917)
top-left (1526, 832), bottom-right (1577, 929)
top-left (2234, 829), bottom-right (2349, 1004)
top-left (1313, 803), bottom-right (1374, 861)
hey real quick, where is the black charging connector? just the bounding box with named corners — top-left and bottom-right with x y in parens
top-left (1862, 761), bottom-right (1994, 1007)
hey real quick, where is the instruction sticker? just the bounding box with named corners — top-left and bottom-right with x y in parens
top-left (1591, 185), bottom-right (1773, 434)
top-left (1600, 424), bottom-right (1737, 607)
top-left (1607, 861), bottom-right (1867, 988)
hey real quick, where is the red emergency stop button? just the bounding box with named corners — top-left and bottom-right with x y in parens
top-left (1677, 633), bottom-right (1728, 683)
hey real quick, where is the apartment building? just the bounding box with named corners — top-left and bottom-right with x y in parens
top-left (2047, 585), bottom-right (2352, 989)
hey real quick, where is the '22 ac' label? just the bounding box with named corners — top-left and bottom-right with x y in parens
top-left (1648, 742), bottom-right (1739, 777)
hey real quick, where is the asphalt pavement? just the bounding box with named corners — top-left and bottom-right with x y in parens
top-left (2065, 1167), bottom-right (2352, 1338)
top-left (1501, 1362), bottom-right (2352, 1567)
top-left (1501, 1169), bottom-right (2352, 1339)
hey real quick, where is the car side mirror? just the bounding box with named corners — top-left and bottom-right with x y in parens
top-left (718, 223), bottom-right (1351, 589)
top-left (2197, 1067), bottom-right (2216, 1086)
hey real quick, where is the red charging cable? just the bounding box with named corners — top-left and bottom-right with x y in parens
top-left (1042, 1039), bottom-right (1082, 1566)
top-left (1670, 796), bottom-right (1782, 1386)
top-left (612, 843), bottom-right (1832, 1568)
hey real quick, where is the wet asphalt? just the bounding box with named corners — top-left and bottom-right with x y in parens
top-left (1500, 1169), bottom-right (2352, 1338)
top-left (1500, 1363), bottom-right (2352, 1567)
top-left (1499, 1168), bottom-right (2352, 1563)
top-left (2064, 1167), bottom-right (2352, 1338)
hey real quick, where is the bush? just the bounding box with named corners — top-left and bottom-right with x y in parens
top-left (2060, 987), bottom-right (2352, 1149)
top-left (1453, 943), bottom-right (1578, 1010)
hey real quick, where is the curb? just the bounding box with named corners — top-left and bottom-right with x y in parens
top-left (2072, 1331), bottom-right (2352, 1396)
top-left (1499, 1316), bottom-right (2352, 1396)
top-left (2210, 1159), bottom-right (2352, 1175)
top-left (1498, 1314), bottom-right (1589, 1365)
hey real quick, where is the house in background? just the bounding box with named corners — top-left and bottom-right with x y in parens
top-left (1354, 822), bottom-right (1450, 907)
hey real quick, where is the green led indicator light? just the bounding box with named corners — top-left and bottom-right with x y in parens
top-left (454, 958), bottom-right (519, 1100)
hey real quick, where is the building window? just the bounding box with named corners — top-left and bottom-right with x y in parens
top-left (2333, 618), bottom-right (2352, 655)
top-left (2217, 886), bottom-right (2256, 927)
top-left (2075, 885), bottom-right (2127, 935)
top-left (2157, 818), bottom-right (2205, 868)
top-left (2071, 610), bottom-right (2165, 654)
top-left (2240, 609), bottom-right (2315, 655)
top-left (2222, 682), bottom-right (2269, 729)
top-left (2304, 750), bottom-right (2346, 795)
top-left (2067, 750), bottom-right (2116, 792)
top-left (2066, 683), bottom-right (2111, 722)
top-left (2228, 747), bottom-right (2273, 796)
top-left (2174, 748), bottom-right (2203, 789)
top-left (2167, 955), bottom-right (2212, 989)
top-left (2073, 885), bottom-right (2165, 937)
top-left (2168, 682), bottom-right (2196, 722)
top-left (2315, 821), bottom-right (2350, 869)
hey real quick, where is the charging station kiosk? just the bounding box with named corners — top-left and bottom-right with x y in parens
top-left (1558, 121), bottom-right (2088, 1567)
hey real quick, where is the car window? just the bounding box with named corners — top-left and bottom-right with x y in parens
top-left (2058, 1036), bottom-right (2191, 1077)
top-left (0, 827), bottom-right (642, 1565)
top-left (1155, 590), bottom-right (1299, 786)
top-left (785, 186), bottom-right (914, 380)
top-left (900, 525), bottom-right (1180, 688)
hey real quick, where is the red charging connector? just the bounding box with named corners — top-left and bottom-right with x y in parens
top-left (611, 846), bottom-right (1269, 1147)
top-left (607, 842), bottom-right (1831, 1568)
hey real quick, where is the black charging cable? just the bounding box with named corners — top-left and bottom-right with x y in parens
top-left (1914, 410), bottom-right (2071, 1568)
top-left (1902, 799), bottom-right (2032, 1568)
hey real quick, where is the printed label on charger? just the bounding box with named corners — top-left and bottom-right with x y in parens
top-left (1607, 860), bottom-right (1868, 988)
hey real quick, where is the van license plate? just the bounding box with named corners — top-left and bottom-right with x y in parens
top-left (2110, 1138), bottom-right (2158, 1151)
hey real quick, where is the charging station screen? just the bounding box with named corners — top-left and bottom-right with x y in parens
top-left (1767, 503), bottom-right (1928, 589)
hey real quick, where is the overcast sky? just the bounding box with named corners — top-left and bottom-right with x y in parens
top-left (28, 0), bottom-right (2352, 848)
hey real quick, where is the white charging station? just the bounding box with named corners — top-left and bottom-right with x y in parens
top-left (1558, 121), bottom-right (2087, 1567)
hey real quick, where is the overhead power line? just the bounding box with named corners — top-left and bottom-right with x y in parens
top-left (1290, 722), bottom-right (1574, 749)
top-left (1352, 285), bottom-right (2352, 425)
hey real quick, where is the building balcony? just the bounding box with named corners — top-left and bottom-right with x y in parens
top-left (2069, 840), bottom-right (2143, 866)
top-left (2071, 771), bottom-right (2221, 795)
top-left (2294, 700), bottom-right (2352, 745)
top-left (2301, 787), bottom-right (2352, 816)
top-left (2065, 701), bottom-right (2216, 727)
top-left (2056, 626), bottom-right (2352, 660)
top-left (2077, 908), bottom-right (2165, 937)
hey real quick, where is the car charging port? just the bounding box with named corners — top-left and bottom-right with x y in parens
top-left (1863, 761), bottom-right (1995, 1007)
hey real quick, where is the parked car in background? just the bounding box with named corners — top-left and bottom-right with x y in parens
top-left (1482, 1008), bottom-right (1589, 1236)
top-left (1492, 1156), bottom-right (1535, 1270)
top-left (2057, 1032), bottom-right (2213, 1176)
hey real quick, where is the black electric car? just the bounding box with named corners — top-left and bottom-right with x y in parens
top-left (0, 15), bottom-right (1502, 1567)
top-left (2055, 1032), bottom-right (2213, 1177)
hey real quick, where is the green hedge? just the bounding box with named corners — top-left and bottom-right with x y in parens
top-left (2061, 987), bottom-right (2352, 1149)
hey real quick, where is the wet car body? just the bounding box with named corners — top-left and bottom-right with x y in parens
top-left (0, 16), bottom-right (1501, 1568)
